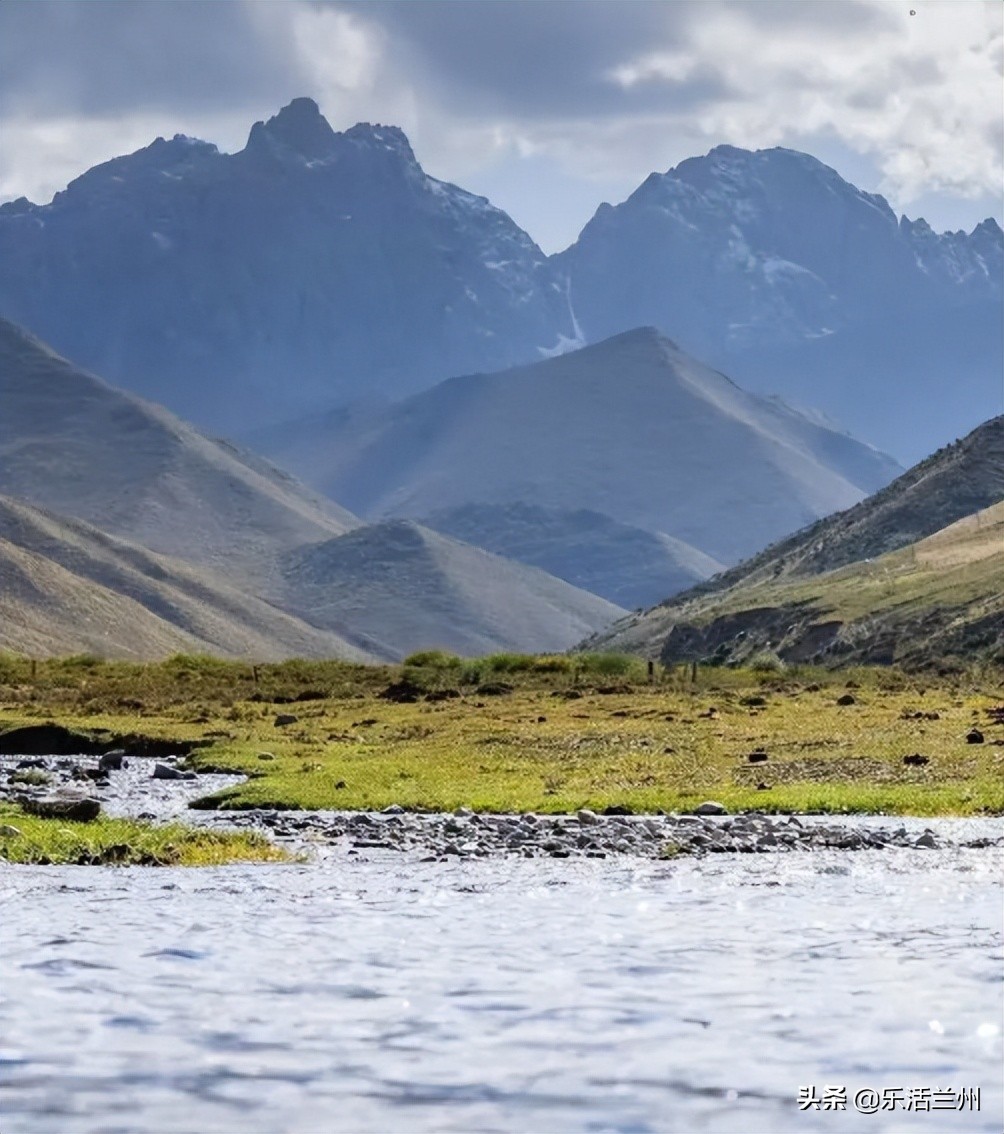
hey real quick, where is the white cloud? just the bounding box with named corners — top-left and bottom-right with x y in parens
top-left (1, 0), bottom-right (1000, 251)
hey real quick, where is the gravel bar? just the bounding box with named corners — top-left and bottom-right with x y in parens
top-left (3, 754), bottom-right (1002, 861)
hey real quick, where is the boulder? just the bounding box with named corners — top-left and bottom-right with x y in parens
top-left (23, 794), bottom-right (101, 822)
top-left (152, 762), bottom-right (196, 781)
top-left (98, 750), bottom-right (127, 772)
top-left (694, 801), bottom-right (728, 816)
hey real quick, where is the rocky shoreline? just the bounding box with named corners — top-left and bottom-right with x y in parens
top-left (3, 752), bottom-right (1003, 863)
top-left (222, 806), bottom-right (1004, 860)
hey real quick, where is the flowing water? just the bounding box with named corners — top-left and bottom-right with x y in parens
top-left (1, 824), bottom-right (1001, 1134)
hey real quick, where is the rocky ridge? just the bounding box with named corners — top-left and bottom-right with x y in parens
top-left (0, 98), bottom-right (576, 433)
top-left (557, 144), bottom-right (1002, 461)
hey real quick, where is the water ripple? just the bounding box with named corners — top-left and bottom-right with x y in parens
top-left (1, 833), bottom-right (1001, 1133)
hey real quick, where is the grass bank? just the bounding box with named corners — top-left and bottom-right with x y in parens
top-left (0, 803), bottom-right (289, 866)
top-left (1, 652), bottom-right (1002, 817)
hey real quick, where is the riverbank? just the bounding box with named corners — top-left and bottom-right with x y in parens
top-left (0, 800), bottom-right (288, 866)
top-left (2, 752), bottom-right (1002, 865)
top-left (1, 654), bottom-right (1002, 818)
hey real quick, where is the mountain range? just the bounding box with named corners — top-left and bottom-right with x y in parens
top-left (0, 318), bottom-right (358, 585)
top-left (0, 98), bottom-right (575, 433)
top-left (0, 322), bottom-right (622, 659)
top-left (0, 98), bottom-right (999, 666)
top-left (556, 145), bottom-right (1002, 462)
top-left (1, 100), bottom-right (999, 462)
top-left (0, 494), bottom-right (371, 662)
top-left (261, 327), bottom-right (901, 565)
top-left (590, 417), bottom-right (1004, 667)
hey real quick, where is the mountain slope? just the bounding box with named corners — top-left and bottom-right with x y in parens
top-left (556, 145), bottom-right (1002, 461)
top-left (0, 495), bottom-right (373, 661)
top-left (0, 318), bottom-right (358, 582)
top-left (271, 520), bottom-right (625, 659)
top-left (602, 502), bottom-right (1004, 669)
top-left (422, 502), bottom-right (723, 609)
top-left (0, 98), bottom-right (575, 433)
top-left (590, 417), bottom-right (1004, 665)
top-left (267, 328), bottom-right (901, 564)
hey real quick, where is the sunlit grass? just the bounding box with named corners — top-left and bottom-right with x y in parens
top-left (2, 654), bottom-right (1002, 818)
top-left (0, 804), bottom-right (290, 866)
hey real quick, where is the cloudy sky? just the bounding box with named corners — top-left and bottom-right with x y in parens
top-left (1, 0), bottom-right (1001, 252)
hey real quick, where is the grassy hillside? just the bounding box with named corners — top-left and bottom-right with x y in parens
top-left (0, 317), bottom-right (358, 584)
top-left (272, 520), bottom-right (625, 659)
top-left (592, 417), bottom-right (1004, 665)
top-left (669, 415), bottom-right (1001, 595)
top-left (0, 495), bottom-right (375, 662)
top-left (596, 502), bottom-right (1003, 668)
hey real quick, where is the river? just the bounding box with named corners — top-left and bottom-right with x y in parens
top-left (1, 825), bottom-right (1001, 1133)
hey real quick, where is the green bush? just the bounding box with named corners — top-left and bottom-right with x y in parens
top-left (0, 653), bottom-right (32, 684)
top-left (482, 653), bottom-right (537, 673)
top-left (402, 650), bottom-right (462, 668)
top-left (749, 650), bottom-right (786, 674)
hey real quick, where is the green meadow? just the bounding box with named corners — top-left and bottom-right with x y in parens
top-left (1, 651), bottom-right (1001, 821)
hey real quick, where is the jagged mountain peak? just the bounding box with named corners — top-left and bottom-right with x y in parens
top-left (0, 101), bottom-right (574, 433)
top-left (643, 143), bottom-right (899, 229)
top-left (343, 121), bottom-right (417, 160)
top-left (972, 216), bottom-right (1003, 239)
top-left (51, 133), bottom-right (219, 203)
top-left (244, 96), bottom-right (338, 160)
top-left (557, 141), bottom-right (1001, 462)
top-left (243, 101), bottom-right (419, 170)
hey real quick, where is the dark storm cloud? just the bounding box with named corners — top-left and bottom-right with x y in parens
top-left (0, 0), bottom-right (898, 124)
top-left (334, 0), bottom-right (735, 118)
top-left (0, 0), bottom-right (300, 116)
